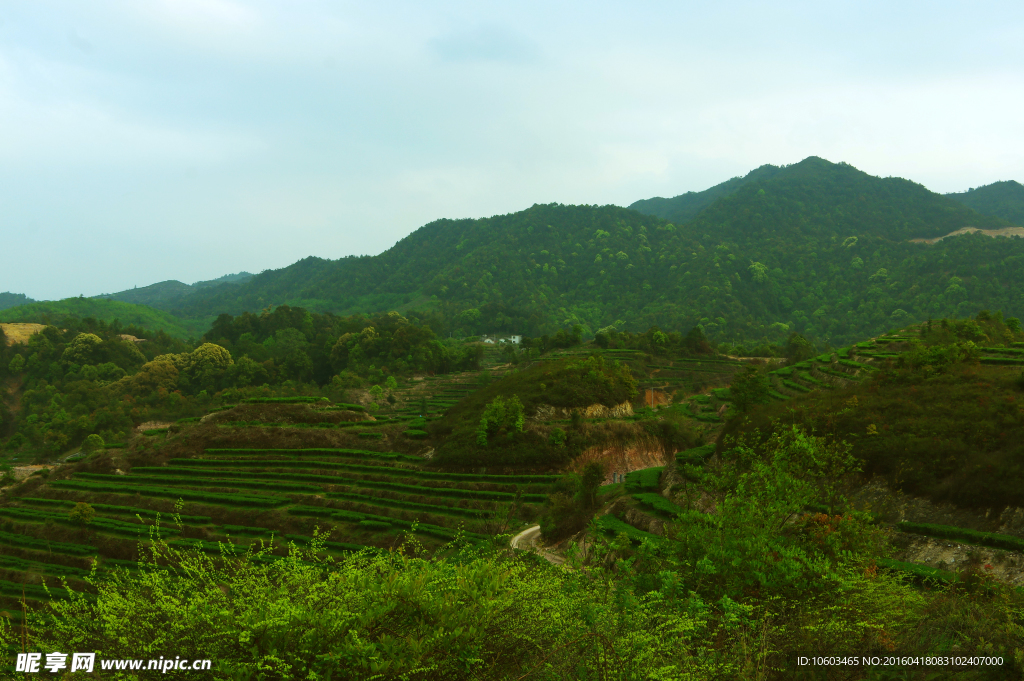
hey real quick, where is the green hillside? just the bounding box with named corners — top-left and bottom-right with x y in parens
top-left (946, 180), bottom-right (1024, 225)
top-left (723, 312), bottom-right (1024, 511)
top-left (154, 157), bottom-right (1023, 347)
top-left (627, 163), bottom-right (782, 223)
top-left (5, 317), bottom-right (1024, 677)
top-left (0, 292), bottom-right (35, 312)
top-left (94, 271), bottom-right (254, 309)
top-left (0, 298), bottom-right (209, 339)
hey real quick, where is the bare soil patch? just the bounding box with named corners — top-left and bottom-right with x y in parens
top-left (910, 226), bottom-right (1024, 244)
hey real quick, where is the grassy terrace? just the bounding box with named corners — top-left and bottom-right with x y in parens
top-left (1, 393), bottom-right (562, 619)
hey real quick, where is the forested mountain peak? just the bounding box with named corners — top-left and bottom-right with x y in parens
top-left (627, 163), bottom-right (782, 223)
top-left (634, 155), bottom-right (1008, 241)
top-left (946, 180), bottom-right (1024, 225)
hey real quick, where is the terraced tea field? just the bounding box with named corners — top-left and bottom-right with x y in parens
top-left (0, 396), bottom-right (560, 626)
top-left (767, 329), bottom-right (1024, 399)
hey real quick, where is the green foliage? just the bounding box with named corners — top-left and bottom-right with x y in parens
top-left (358, 520), bottom-right (392, 531)
top-left (3, 537), bottom-right (778, 681)
top-left (434, 355), bottom-right (637, 468)
top-left (240, 396), bottom-right (328, 404)
top-left (49, 479), bottom-right (289, 508)
top-left (0, 297), bottom-right (206, 338)
top-left (728, 365), bottom-right (772, 412)
top-left (624, 467), bottom-right (663, 493)
top-left (675, 443), bottom-right (716, 466)
top-left (631, 492), bottom-right (683, 518)
top-left (68, 502), bottom-right (95, 525)
top-left (476, 394), bottom-right (525, 445)
top-left (946, 179), bottom-right (1024, 225)
top-left (0, 529), bottom-right (96, 556)
top-left (726, 315), bottom-right (1024, 509)
top-left (548, 427), bottom-right (566, 447)
top-left (897, 522), bottom-right (1024, 552)
top-left (81, 434), bottom-right (105, 453)
top-left (8, 353), bottom-right (25, 374)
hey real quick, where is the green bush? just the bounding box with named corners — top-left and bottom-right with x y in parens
top-left (403, 429), bottom-right (429, 439)
top-left (357, 432), bottom-right (383, 439)
top-left (82, 433), bottom-right (105, 453)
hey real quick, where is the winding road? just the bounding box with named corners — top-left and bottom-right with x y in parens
top-left (510, 525), bottom-right (565, 565)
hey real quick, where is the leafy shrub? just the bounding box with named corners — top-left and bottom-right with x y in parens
top-left (69, 502), bottom-right (95, 525)
top-left (403, 429), bottom-right (428, 439)
top-left (357, 432), bottom-right (383, 439)
top-left (876, 558), bottom-right (956, 584)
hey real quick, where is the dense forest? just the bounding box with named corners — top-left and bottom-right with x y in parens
top-left (4, 158), bottom-right (1024, 353)
top-left (0, 292), bottom-right (36, 312)
top-left (946, 180), bottom-right (1024, 226)
top-left (63, 159), bottom-right (1024, 347)
top-left (0, 307), bottom-right (482, 456)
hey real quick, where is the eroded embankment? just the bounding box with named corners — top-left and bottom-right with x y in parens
top-left (567, 432), bottom-right (671, 485)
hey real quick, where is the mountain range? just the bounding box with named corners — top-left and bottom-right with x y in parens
top-left (3, 157), bottom-right (1023, 345)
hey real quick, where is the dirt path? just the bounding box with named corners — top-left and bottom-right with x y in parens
top-left (510, 525), bottom-right (565, 565)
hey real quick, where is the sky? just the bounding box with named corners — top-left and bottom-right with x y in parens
top-left (2, 1), bottom-right (1023, 301)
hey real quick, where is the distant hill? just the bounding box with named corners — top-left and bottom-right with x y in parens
top-left (0, 298), bottom-right (210, 339)
top-left (94, 272), bottom-right (253, 309)
top-left (146, 157), bottom-right (1024, 347)
top-left (628, 164), bottom-right (782, 223)
top-left (946, 180), bottom-right (1024, 226)
top-left (0, 292), bottom-right (36, 312)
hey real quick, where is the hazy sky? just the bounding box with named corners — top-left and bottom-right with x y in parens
top-left (3, 1), bottom-right (1022, 300)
